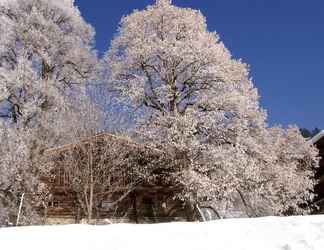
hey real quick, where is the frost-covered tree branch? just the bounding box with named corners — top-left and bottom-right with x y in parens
top-left (0, 0), bottom-right (100, 226)
top-left (106, 0), bottom-right (319, 217)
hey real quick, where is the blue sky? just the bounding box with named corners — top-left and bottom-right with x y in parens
top-left (75, 0), bottom-right (324, 129)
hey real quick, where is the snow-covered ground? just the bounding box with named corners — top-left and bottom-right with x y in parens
top-left (1, 216), bottom-right (324, 250)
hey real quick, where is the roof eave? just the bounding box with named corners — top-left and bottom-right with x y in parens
top-left (309, 130), bottom-right (324, 144)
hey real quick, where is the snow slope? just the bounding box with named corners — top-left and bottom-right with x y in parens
top-left (1, 216), bottom-right (324, 250)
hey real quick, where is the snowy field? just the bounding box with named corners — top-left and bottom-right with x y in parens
top-left (1, 216), bottom-right (324, 250)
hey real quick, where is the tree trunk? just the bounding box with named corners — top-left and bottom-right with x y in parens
top-left (169, 80), bottom-right (178, 115)
top-left (42, 60), bottom-right (51, 80)
top-left (75, 206), bottom-right (81, 224)
top-left (83, 188), bottom-right (91, 223)
top-left (196, 204), bottom-right (206, 222)
top-left (88, 183), bottom-right (94, 223)
top-left (43, 202), bottom-right (48, 225)
top-left (132, 192), bottom-right (138, 224)
top-left (237, 189), bottom-right (256, 217)
top-left (85, 145), bottom-right (94, 223)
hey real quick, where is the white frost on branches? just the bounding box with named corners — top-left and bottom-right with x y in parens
top-left (0, 0), bottom-right (99, 226)
top-left (106, 0), bottom-right (319, 216)
top-left (0, 0), bottom-right (98, 124)
top-left (0, 124), bottom-right (46, 226)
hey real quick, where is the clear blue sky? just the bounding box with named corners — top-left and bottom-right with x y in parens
top-left (75, 0), bottom-right (324, 129)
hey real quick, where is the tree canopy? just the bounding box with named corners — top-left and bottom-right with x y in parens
top-left (0, 0), bottom-right (99, 226)
top-left (106, 0), bottom-right (318, 216)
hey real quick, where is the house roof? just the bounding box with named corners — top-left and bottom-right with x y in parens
top-left (309, 130), bottom-right (324, 145)
top-left (44, 132), bottom-right (164, 156)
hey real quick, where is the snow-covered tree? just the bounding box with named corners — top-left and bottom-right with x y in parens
top-left (0, 0), bottom-right (99, 226)
top-left (106, 0), bottom-right (318, 217)
top-left (0, 123), bottom-right (51, 226)
top-left (0, 0), bottom-right (97, 127)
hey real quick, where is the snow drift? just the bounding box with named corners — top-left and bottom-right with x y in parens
top-left (1, 216), bottom-right (324, 250)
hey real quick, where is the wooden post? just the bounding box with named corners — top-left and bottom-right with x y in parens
top-left (16, 193), bottom-right (25, 226)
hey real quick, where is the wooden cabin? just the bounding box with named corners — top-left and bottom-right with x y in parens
top-left (42, 133), bottom-right (195, 224)
top-left (310, 130), bottom-right (324, 212)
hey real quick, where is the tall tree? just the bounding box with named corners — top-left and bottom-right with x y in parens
top-left (0, 0), bottom-right (97, 127)
top-left (0, 0), bottom-right (99, 226)
top-left (106, 0), bottom-right (318, 217)
top-left (0, 123), bottom-right (51, 226)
